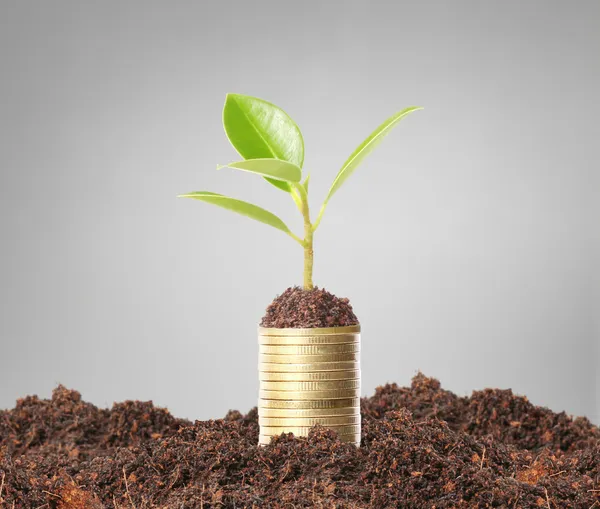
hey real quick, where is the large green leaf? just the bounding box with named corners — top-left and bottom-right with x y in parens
top-left (324, 106), bottom-right (423, 205)
top-left (223, 93), bottom-right (304, 193)
top-left (217, 158), bottom-right (301, 183)
top-left (178, 191), bottom-right (292, 235)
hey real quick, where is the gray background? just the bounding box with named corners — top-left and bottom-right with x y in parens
top-left (1, 1), bottom-right (598, 424)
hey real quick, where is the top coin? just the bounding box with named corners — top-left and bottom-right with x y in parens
top-left (259, 325), bottom-right (361, 337)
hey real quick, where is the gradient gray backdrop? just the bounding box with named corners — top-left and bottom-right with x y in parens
top-left (1, 1), bottom-right (599, 424)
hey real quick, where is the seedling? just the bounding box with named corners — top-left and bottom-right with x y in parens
top-left (179, 94), bottom-right (422, 289)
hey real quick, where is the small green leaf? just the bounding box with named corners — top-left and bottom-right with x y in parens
top-left (217, 158), bottom-right (301, 183)
top-left (178, 191), bottom-right (292, 235)
top-left (302, 174), bottom-right (310, 194)
top-left (223, 93), bottom-right (304, 193)
top-left (324, 107), bottom-right (423, 205)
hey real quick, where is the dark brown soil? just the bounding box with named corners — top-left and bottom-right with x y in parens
top-left (0, 375), bottom-right (598, 508)
top-left (261, 286), bottom-right (359, 328)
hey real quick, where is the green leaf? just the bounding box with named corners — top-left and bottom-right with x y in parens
top-left (178, 191), bottom-right (292, 235)
top-left (223, 93), bottom-right (304, 192)
top-left (217, 158), bottom-right (301, 183)
top-left (324, 107), bottom-right (423, 205)
top-left (266, 178), bottom-right (293, 193)
top-left (302, 174), bottom-right (310, 194)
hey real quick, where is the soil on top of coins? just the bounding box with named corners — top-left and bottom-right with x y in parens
top-left (260, 286), bottom-right (359, 328)
top-left (1, 374), bottom-right (599, 508)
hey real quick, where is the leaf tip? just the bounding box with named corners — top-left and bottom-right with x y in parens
top-left (224, 92), bottom-right (242, 105)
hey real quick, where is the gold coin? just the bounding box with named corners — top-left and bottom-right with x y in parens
top-left (259, 343), bottom-right (360, 355)
top-left (259, 353), bottom-right (359, 364)
top-left (259, 370), bottom-right (360, 382)
top-left (259, 415), bottom-right (361, 427)
top-left (258, 433), bottom-right (361, 444)
top-left (259, 388), bottom-right (359, 400)
top-left (258, 433), bottom-right (361, 446)
top-left (259, 361), bottom-right (360, 372)
top-left (259, 431), bottom-right (362, 437)
top-left (259, 325), bottom-right (360, 337)
top-left (258, 406), bottom-right (359, 418)
top-left (259, 430), bottom-right (362, 439)
top-left (258, 397), bottom-right (360, 409)
top-left (259, 424), bottom-right (361, 436)
top-left (260, 380), bottom-right (360, 392)
top-left (258, 334), bottom-right (359, 346)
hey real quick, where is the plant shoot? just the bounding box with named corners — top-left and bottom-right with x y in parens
top-left (179, 94), bottom-right (422, 290)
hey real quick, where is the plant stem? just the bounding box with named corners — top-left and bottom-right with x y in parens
top-left (290, 187), bottom-right (303, 213)
top-left (303, 221), bottom-right (314, 290)
top-left (295, 183), bottom-right (314, 290)
top-left (288, 230), bottom-right (305, 246)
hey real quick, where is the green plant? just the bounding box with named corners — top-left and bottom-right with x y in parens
top-left (179, 94), bottom-right (422, 290)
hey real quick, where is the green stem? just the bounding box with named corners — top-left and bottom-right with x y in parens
top-left (290, 187), bottom-right (303, 213)
top-left (303, 223), bottom-right (314, 290)
top-left (287, 230), bottom-right (305, 246)
top-left (294, 183), bottom-right (314, 290)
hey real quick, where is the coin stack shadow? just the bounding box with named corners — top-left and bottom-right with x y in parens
top-left (258, 325), bottom-right (361, 446)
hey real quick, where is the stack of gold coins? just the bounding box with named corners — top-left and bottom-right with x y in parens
top-left (258, 325), bottom-right (361, 446)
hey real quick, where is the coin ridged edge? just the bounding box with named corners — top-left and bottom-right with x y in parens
top-left (258, 407), bottom-right (359, 418)
top-left (259, 389), bottom-right (360, 400)
top-left (260, 424), bottom-right (361, 434)
top-left (259, 344), bottom-right (360, 355)
top-left (259, 353), bottom-right (360, 364)
top-left (259, 370), bottom-right (360, 381)
top-left (259, 362), bottom-right (360, 372)
top-left (259, 433), bottom-right (361, 444)
top-left (259, 432), bottom-right (361, 439)
top-left (259, 325), bottom-right (361, 336)
top-left (259, 397), bottom-right (360, 409)
top-left (260, 380), bottom-right (360, 391)
top-left (259, 415), bottom-right (361, 426)
top-left (259, 335), bottom-right (360, 345)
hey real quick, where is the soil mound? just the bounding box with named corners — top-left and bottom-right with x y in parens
top-left (260, 286), bottom-right (359, 328)
top-left (0, 375), bottom-right (598, 508)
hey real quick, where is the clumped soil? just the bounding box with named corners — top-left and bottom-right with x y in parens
top-left (261, 286), bottom-right (359, 328)
top-left (0, 375), bottom-right (599, 508)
